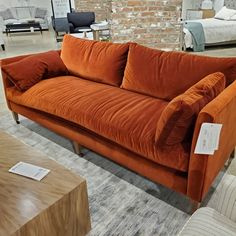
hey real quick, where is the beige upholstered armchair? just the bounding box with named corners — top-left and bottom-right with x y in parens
top-left (179, 174), bottom-right (236, 235)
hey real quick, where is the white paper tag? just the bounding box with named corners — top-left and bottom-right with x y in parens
top-left (9, 162), bottom-right (50, 181)
top-left (194, 123), bottom-right (223, 155)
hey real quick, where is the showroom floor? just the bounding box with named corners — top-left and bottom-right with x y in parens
top-left (0, 30), bottom-right (59, 59)
top-left (1, 29), bottom-right (236, 59)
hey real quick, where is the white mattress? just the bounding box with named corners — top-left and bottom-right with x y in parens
top-left (184, 18), bottom-right (236, 48)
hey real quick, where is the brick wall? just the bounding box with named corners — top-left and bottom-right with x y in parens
top-left (74, 0), bottom-right (112, 21)
top-left (111, 0), bottom-right (183, 50)
top-left (74, 0), bottom-right (183, 50)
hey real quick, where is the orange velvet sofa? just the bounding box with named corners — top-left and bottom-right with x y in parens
top-left (1, 35), bottom-right (236, 206)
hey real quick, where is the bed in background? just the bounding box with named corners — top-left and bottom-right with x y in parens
top-left (183, 0), bottom-right (236, 51)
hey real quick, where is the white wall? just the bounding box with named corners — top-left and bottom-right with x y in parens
top-left (182, 0), bottom-right (195, 19)
top-left (182, 0), bottom-right (204, 19)
top-left (0, 0), bottom-right (75, 15)
top-left (0, 0), bottom-right (53, 15)
top-left (71, 0), bottom-right (75, 9)
top-left (214, 0), bottom-right (224, 12)
top-left (182, 0), bottom-right (225, 19)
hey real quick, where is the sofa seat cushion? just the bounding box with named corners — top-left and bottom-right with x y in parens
top-left (74, 26), bottom-right (91, 32)
top-left (4, 19), bottom-right (18, 25)
top-left (6, 76), bottom-right (190, 172)
top-left (18, 18), bottom-right (45, 24)
top-left (34, 18), bottom-right (46, 24)
top-left (122, 43), bottom-right (236, 101)
top-left (18, 18), bottom-right (35, 23)
top-left (179, 207), bottom-right (236, 236)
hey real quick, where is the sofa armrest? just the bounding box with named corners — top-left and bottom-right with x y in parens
top-left (1, 50), bottom-right (61, 109)
top-left (1, 54), bottom-right (33, 109)
top-left (187, 81), bottom-right (236, 202)
top-left (1, 54), bottom-right (31, 86)
top-left (1, 50), bottom-right (61, 87)
top-left (0, 16), bottom-right (4, 31)
top-left (68, 22), bottom-right (75, 33)
top-left (216, 174), bottom-right (236, 222)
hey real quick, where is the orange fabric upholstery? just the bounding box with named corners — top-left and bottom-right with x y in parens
top-left (121, 43), bottom-right (236, 100)
top-left (6, 76), bottom-right (190, 172)
top-left (1, 54), bottom-right (33, 110)
top-left (1, 51), bottom-right (68, 91)
top-left (156, 72), bottom-right (226, 146)
top-left (9, 101), bottom-right (188, 195)
top-left (2, 43), bottom-right (236, 204)
top-left (188, 80), bottom-right (236, 202)
top-left (61, 35), bottom-right (129, 86)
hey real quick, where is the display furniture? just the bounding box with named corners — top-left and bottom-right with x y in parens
top-left (0, 130), bottom-right (91, 236)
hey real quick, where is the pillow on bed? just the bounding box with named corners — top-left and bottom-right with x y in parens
top-left (230, 14), bottom-right (236, 20)
top-left (214, 6), bottom-right (236, 20)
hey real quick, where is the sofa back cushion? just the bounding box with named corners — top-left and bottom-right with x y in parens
top-left (15, 7), bottom-right (32, 19)
top-left (121, 43), bottom-right (236, 100)
top-left (67, 12), bottom-right (95, 27)
top-left (35, 8), bottom-right (47, 19)
top-left (1, 51), bottom-right (68, 91)
top-left (0, 9), bottom-right (14, 20)
top-left (61, 35), bottom-right (129, 86)
top-left (155, 72), bottom-right (226, 146)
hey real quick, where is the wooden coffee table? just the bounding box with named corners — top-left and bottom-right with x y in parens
top-left (0, 130), bottom-right (91, 236)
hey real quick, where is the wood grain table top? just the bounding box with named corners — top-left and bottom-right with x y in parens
top-left (0, 130), bottom-right (86, 235)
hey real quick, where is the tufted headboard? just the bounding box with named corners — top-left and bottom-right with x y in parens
top-left (225, 0), bottom-right (236, 9)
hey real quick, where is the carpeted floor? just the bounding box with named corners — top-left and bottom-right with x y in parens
top-left (0, 112), bottom-right (228, 235)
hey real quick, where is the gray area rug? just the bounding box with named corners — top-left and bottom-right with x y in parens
top-left (0, 113), bottom-right (223, 235)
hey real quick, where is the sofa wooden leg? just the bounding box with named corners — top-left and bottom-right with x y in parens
top-left (190, 200), bottom-right (200, 213)
top-left (72, 141), bottom-right (84, 157)
top-left (225, 149), bottom-right (236, 167)
top-left (230, 149), bottom-right (235, 159)
top-left (12, 112), bottom-right (20, 124)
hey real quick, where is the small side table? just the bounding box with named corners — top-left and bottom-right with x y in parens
top-left (91, 22), bottom-right (110, 41)
top-left (70, 32), bottom-right (93, 40)
top-left (78, 29), bottom-right (92, 39)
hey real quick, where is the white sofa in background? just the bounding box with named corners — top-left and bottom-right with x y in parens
top-left (179, 174), bottom-right (236, 236)
top-left (0, 6), bottom-right (49, 31)
top-left (0, 28), bottom-right (4, 50)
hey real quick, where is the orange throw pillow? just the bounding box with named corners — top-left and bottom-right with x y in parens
top-left (61, 35), bottom-right (129, 86)
top-left (121, 43), bottom-right (236, 100)
top-left (155, 72), bottom-right (226, 146)
top-left (2, 51), bottom-right (68, 91)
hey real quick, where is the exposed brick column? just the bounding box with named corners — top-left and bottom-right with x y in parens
top-left (74, 0), bottom-right (183, 50)
top-left (110, 0), bottom-right (183, 50)
top-left (74, 0), bottom-right (112, 21)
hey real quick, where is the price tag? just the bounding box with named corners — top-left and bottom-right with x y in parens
top-left (9, 162), bottom-right (50, 181)
top-left (194, 123), bottom-right (222, 155)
